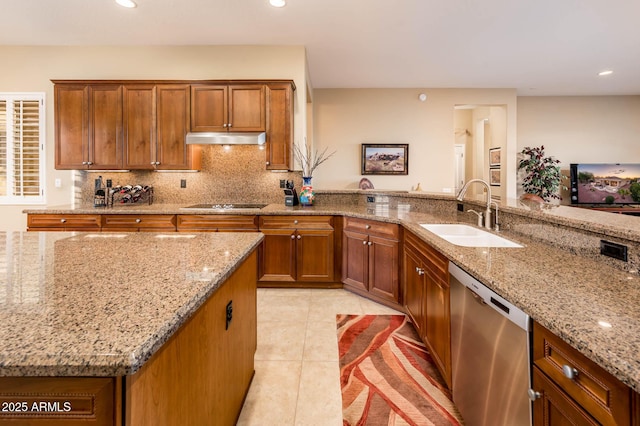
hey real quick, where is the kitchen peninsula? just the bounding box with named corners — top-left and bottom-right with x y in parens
top-left (0, 231), bottom-right (262, 425)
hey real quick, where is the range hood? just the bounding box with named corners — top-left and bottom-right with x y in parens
top-left (186, 132), bottom-right (266, 145)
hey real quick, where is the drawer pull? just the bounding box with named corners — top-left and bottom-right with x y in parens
top-left (562, 364), bottom-right (579, 380)
top-left (135, 218), bottom-right (142, 223)
top-left (60, 218), bottom-right (67, 223)
top-left (365, 224), bottom-right (371, 229)
top-left (294, 220), bottom-right (298, 225)
top-left (527, 389), bottom-right (542, 401)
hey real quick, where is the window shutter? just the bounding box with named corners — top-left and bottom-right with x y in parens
top-left (0, 93), bottom-right (45, 204)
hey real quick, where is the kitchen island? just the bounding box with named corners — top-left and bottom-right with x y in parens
top-left (0, 231), bottom-right (262, 425)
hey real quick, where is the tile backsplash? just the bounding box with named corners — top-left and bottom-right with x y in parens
top-left (76, 145), bottom-right (302, 207)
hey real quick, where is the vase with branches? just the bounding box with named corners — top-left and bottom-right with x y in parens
top-left (293, 139), bottom-right (336, 206)
top-left (518, 145), bottom-right (567, 202)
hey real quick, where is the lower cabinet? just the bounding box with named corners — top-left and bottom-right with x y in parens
top-left (27, 214), bottom-right (102, 232)
top-left (531, 321), bottom-right (638, 426)
top-left (176, 215), bottom-right (258, 232)
top-left (258, 215), bottom-right (336, 286)
top-left (342, 217), bottom-right (401, 306)
top-left (402, 230), bottom-right (451, 388)
top-left (101, 214), bottom-right (176, 232)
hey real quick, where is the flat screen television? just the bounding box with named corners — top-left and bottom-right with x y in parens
top-left (570, 163), bottom-right (640, 205)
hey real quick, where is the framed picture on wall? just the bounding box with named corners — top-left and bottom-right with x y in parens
top-left (489, 147), bottom-right (501, 167)
top-left (490, 168), bottom-right (501, 186)
top-left (361, 143), bottom-right (409, 175)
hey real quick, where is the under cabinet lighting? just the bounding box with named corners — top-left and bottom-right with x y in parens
top-left (116, 0), bottom-right (137, 8)
top-left (269, 0), bottom-right (286, 7)
top-left (598, 70), bottom-right (613, 76)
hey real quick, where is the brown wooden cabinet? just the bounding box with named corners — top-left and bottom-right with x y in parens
top-left (265, 82), bottom-right (294, 170)
top-left (190, 84), bottom-right (265, 132)
top-left (55, 84), bottom-right (123, 170)
top-left (156, 84), bottom-right (200, 170)
top-left (402, 230), bottom-right (451, 388)
top-left (176, 215), bottom-right (258, 232)
top-left (342, 217), bottom-right (400, 306)
top-left (531, 321), bottom-right (637, 426)
top-left (101, 214), bottom-right (176, 232)
top-left (258, 216), bottom-right (336, 286)
top-left (54, 81), bottom-right (201, 171)
top-left (122, 84), bottom-right (156, 170)
top-left (27, 214), bottom-right (102, 232)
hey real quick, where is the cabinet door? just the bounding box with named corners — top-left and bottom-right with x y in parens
top-left (342, 229), bottom-right (369, 292)
top-left (156, 84), bottom-right (195, 170)
top-left (368, 235), bottom-right (399, 303)
top-left (88, 85), bottom-right (123, 169)
top-left (425, 270), bottom-right (451, 388)
top-left (190, 84), bottom-right (227, 132)
top-left (54, 84), bottom-right (88, 169)
top-left (258, 229), bottom-right (296, 282)
top-left (296, 229), bottom-right (334, 282)
top-left (228, 85), bottom-right (265, 132)
top-left (403, 245), bottom-right (425, 337)
top-left (532, 367), bottom-right (599, 426)
top-left (123, 85), bottom-right (156, 169)
top-left (265, 83), bottom-right (293, 170)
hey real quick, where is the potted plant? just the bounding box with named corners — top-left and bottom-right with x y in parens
top-left (518, 145), bottom-right (567, 202)
top-left (293, 139), bottom-right (336, 206)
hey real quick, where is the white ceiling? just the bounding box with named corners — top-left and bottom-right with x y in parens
top-left (2, 0), bottom-right (639, 96)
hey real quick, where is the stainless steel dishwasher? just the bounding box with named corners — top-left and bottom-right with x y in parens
top-left (449, 262), bottom-right (532, 426)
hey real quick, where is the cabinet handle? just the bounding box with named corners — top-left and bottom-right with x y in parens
top-left (135, 218), bottom-right (141, 223)
top-left (223, 123), bottom-right (227, 128)
top-left (82, 161), bottom-right (87, 165)
top-left (416, 267), bottom-right (424, 275)
top-left (87, 161), bottom-right (93, 165)
top-left (367, 241), bottom-right (372, 246)
top-left (291, 234), bottom-right (296, 239)
top-left (562, 365), bottom-right (579, 380)
top-left (527, 389), bottom-right (542, 401)
top-left (228, 123), bottom-right (232, 127)
top-left (365, 224), bottom-right (371, 229)
top-left (362, 240), bottom-right (367, 245)
top-left (60, 218), bottom-right (67, 223)
top-left (297, 235), bottom-right (301, 240)
top-left (294, 220), bottom-right (298, 225)
top-left (266, 161), bottom-right (270, 165)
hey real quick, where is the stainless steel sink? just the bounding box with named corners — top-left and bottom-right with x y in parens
top-left (181, 203), bottom-right (267, 210)
top-left (420, 224), bottom-right (523, 248)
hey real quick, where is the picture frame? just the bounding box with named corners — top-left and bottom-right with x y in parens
top-left (489, 147), bottom-right (501, 167)
top-left (361, 143), bottom-right (409, 175)
top-left (490, 168), bottom-right (501, 186)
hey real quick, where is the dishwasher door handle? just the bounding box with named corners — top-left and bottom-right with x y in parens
top-left (467, 287), bottom-right (486, 305)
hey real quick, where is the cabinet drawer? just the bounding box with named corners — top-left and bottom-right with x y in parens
top-left (102, 214), bottom-right (176, 230)
top-left (404, 231), bottom-right (448, 282)
top-left (343, 217), bottom-right (399, 239)
top-left (27, 214), bottom-right (102, 231)
top-left (533, 322), bottom-right (632, 426)
top-left (259, 215), bottom-right (333, 230)
top-left (177, 215), bottom-right (258, 231)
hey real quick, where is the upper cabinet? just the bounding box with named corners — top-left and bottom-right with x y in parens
top-left (54, 79), bottom-right (294, 171)
top-left (265, 82), bottom-right (294, 171)
top-left (190, 84), bottom-right (265, 132)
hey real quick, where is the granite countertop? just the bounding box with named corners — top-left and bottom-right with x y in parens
top-left (22, 201), bottom-right (640, 393)
top-left (0, 231), bottom-right (263, 377)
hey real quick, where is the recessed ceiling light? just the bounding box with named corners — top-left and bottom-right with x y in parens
top-left (116, 0), bottom-right (137, 8)
top-left (598, 70), bottom-right (613, 76)
top-left (269, 0), bottom-right (286, 7)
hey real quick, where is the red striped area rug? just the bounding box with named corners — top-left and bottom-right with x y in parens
top-left (337, 314), bottom-right (462, 426)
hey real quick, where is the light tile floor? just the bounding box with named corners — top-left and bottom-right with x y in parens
top-left (237, 288), bottom-right (403, 426)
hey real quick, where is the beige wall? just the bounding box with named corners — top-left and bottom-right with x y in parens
top-left (311, 89), bottom-right (517, 197)
top-left (0, 45), bottom-right (307, 230)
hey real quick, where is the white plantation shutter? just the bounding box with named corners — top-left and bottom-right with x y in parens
top-left (0, 93), bottom-right (45, 204)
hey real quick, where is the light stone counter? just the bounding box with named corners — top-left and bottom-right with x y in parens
top-left (23, 198), bottom-right (640, 393)
top-left (0, 231), bottom-right (263, 376)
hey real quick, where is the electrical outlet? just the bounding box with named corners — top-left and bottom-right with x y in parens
top-left (280, 179), bottom-right (286, 188)
top-left (54, 178), bottom-right (62, 188)
top-left (457, 203), bottom-right (464, 212)
top-left (180, 179), bottom-right (187, 189)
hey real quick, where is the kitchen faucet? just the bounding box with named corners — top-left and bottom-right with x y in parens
top-left (456, 179), bottom-right (493, 230)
